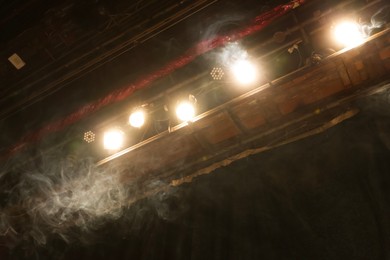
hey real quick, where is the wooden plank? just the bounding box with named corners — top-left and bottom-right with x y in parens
top-left (336, 59), bottom-right (352, 87)
top-left (127, 134), bottom-right (203, 175)
top-left (194, 112), bottom-right (241, 145)
top-left (342, 54), bottom-right (362, 86)
top-left (230, 99), bottom-right (267, 130)
top-left (379, 46), bottom-right (390, 71)
top-left (363, 42), bottom-right (386, 79)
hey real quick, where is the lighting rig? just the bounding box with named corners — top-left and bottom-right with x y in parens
top-left (0, 0), bottom-right (388, 251)
top-left (88, 14), bottom-right (380, 159)
top-left (76, 0), bottom-right (389, 166)
top-left (1, 0), bottom-right (388, 166)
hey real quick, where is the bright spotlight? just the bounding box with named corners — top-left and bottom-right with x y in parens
top-left (231, 59), bottom-right (257, 85)
top-left (333, 21), bottom-right (365, 48)
top-left (103, 129), bottom-right (124, 150)
top-left (176, 101), bottom-right (195, 122)
top-left (129, 109), bottom-right (145, 128)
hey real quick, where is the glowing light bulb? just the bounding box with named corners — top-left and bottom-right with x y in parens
top-left (103, 129), bottom-right (124, 150)
top-left (176, 101), bottom-right (195, 122)
top-left (129, 109), bottom-right (145, 128)
top-left (231, 59), bottom-right (258, 85)
top-left (333, 21), bottom-right (365, 48)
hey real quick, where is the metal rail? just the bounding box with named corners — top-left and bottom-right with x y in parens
top-left (96, 28), bottom-right (390, 166)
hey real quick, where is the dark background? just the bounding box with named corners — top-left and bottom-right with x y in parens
top-left (5, 92), bottom-right (389, 259)
top-left (1, 0), bottom-right (389, 259)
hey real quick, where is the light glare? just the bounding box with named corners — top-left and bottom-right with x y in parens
top-left (129, 110), bottom-right (145, 128)
top-left (176, 101), bottom-right (195, 122)
top-left (231, 59), bottom-right (257, 85)
top-left (103, 129), bottom-right (124, 150)
top-left (333, 22), bottom-right (365, 48)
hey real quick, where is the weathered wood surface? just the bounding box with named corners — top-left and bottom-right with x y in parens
top-left (104, 30), bottom-right (390, 187)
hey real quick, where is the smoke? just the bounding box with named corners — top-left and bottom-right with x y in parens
top-left (0, 112), bottom-right (195, 252)
top-left (147, 182), bottom-right (189, 222)
top-left (216, 42), bottom-right (249, 68)
top-left (361, 5), bottom-right (389, 37)
top-left (0, 147), bottom-right (184, 250)
top-left (201, 14), bottom-right (244, 39)
top-left (198, 12), bottom-right (250, 68)
top-left (0, 154), bottom-right (125, 247)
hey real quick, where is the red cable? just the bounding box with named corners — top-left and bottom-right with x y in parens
top-left (1, 0), bottom-right (304, 161)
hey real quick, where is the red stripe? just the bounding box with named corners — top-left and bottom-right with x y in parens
top-left (1, 0), bottom-right (304, 161)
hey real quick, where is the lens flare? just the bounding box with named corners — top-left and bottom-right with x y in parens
top-left (333, 21), bottom-right (365, 48)
top-left (176, 101), bottom-right (195, 122)
top-left (231, 59), bottom-right (258, 85)
top-left (129, 109), bottom-right (145, 128)
top-left (103, 129), bottom-right (124, 150)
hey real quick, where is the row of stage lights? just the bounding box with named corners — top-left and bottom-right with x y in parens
top-left (84, 49), bottom-right (264, 151)
top-left (85, 97), bottom-right (198, 151)
top-left (83, 20), bottom-right (369, 152)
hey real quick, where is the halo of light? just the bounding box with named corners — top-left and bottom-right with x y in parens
top-left (231, 59), bottom-right (257, 85)
top-left (333, 21), bottom-right (365, 48)
top-left (103, 129), bottom-right (124, 150)
top-left (176, 101), bottom-right (195, 122)
top-left (129, 109), bottom-right (145, 128)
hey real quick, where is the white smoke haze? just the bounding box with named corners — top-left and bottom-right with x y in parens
top-left (147, 181), bottom-right (189, 222)
top-left (0, 122), bottom-right (196, 253)
top-left (197, 10), bottom-right (250, 66)
top-left (0, 146), bottom-right (185, 250)
top-left (200, 13), bottom-right (245, 48)
top-left (218, 42), bottom-right (249, 68)
top-left (0, 153), bottom-right (129, 247)
top-left (361, 5), bottom-right (389, 37)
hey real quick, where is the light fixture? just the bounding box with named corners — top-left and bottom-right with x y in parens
top-left (8, 53), bottom-right (26, 70)
top-left (103, 128), bottom-right (124, 150)
top-left (231, 59), bottom-right (258, 85)
top-left (210, 67), bottom-right (224, 80)
top-left (333, 21), bottom-right (365, 48)
top-left (83, 131), bottom-right (95, 143)
top-left (176, 96), bottom-right (196, 122)
top-left (129, 109), bottom-right (146, 128)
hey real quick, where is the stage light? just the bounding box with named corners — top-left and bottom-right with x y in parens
top-left (129, 109), bottom-right (145, 128)
top-left (231, 59), bottom-right (257, 85)
top-left (103, 129), bottom-right (124, 150)
top-left (83, 131), bottom-right (95, 143)
top-left (210, 67), bottom-right (224, 80)
top-left (176, 101), bottom-right (195, 122)
top-left (333, 21), bottom-right (365, 48)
